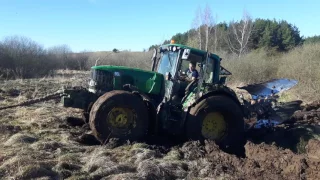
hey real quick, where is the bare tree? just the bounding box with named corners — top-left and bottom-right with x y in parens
top-left (0, 35), bottom-right (53, 79)
top-left (213, 14), bottom-right (218, 52)
top-left (47, 44), bottom-right (72, 68)
top-left (226, 10), bottom-right (253, 58)
top-left (192, 6), bottom-right (202, 50)
top-left (202, 4), bottom-right (215, 51)
top-left (75, 51), bottom-right (89, 70)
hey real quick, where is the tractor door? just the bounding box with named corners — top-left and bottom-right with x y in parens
top-left (201, 56), bottom-right (219, 84)
top-left (155, 47), bottom-right (181, 101)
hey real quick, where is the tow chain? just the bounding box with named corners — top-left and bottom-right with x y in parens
top-left (0, 91), bottom-right (63, 111)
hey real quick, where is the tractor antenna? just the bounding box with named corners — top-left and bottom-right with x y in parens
top-left (95, 57), bottom-right (100, 66)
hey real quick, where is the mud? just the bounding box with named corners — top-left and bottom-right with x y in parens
top-left (65, 117), bottom-right (86, 127)
top-left (0, 70), bottom-right (319, 179)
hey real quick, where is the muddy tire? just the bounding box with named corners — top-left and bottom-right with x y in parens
top-left (186, 95), bottom-right (245, 154)
top-left (89, 90), bottom-right (149, 143)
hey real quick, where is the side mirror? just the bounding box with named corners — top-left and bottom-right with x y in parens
top-left (165, 72), bottom-right (172, 80)
top-left (152, 48), bottom-right (157, 60)
top-left (181, 49), bottom-right (190, 59)
top-left (151, 48), bottom-right (158, 71)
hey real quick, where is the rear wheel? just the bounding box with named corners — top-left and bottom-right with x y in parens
top-left (89, 90), bottom-right (149, 143)
top-left (186, 95), bottom-right (245, 154)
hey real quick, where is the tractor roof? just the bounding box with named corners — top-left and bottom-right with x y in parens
top-left (161, 43), bottom-right (221, 60)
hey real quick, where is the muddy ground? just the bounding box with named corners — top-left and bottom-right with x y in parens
top-left (0, 70), bottom-right (319, 180)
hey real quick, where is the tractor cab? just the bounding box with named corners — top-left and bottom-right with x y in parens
top-left (151, 42), bottom-right (226, 104)
top-left (148, 42), bottom-right (245, 142)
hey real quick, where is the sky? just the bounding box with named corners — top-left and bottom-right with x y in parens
top-left (0, 0), bottom-right (319, 52)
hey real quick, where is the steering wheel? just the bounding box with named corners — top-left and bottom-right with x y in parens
top-left (177, 72), bottom-right (189, 82)
top-left (185, 79), bottom-right (198, 92)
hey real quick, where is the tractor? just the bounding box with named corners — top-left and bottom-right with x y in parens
top-left (61, 42), bottom-right (246, 151)
top-left (0, 41), bottom-right (299, 152)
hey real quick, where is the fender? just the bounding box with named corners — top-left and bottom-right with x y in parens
top-left (180, 84), bottom-right (243, 134)
top-left (134, 92), bottom-right (158, 135)
top-left (123, 84), bottom-right (159, 135)
top-left (190, 84), bottom-right (242, 108)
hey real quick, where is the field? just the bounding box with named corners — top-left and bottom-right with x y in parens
top-left (0, 70), bottom-right (320, 180)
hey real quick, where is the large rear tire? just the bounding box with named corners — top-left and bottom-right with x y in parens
top-left (186, 95), bottom-right (245, 154)
top-left (89, 90), bottom-right (149, 143)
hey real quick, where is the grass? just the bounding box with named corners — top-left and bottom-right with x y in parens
top-left (222, 43), bottom-right (320, 103)
top-left (163, 149), bottom-right (183, 161)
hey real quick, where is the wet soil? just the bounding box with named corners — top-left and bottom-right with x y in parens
top-left (0, 71), bottom-right (319, 179)
top-left (72, 100), bottom-right (320, 179)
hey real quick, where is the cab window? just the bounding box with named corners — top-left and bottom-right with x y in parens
top-left (203, 57), bottom-right (214, 83)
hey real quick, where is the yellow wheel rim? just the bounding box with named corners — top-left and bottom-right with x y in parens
top-left (201, 112), bottom-right (227, 140)
top-left (107, 107), bottom-right (136, 129)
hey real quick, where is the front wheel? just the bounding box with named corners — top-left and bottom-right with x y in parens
top-left (89, 90), bottom-right (149, 143)
top-left (185, 95), bottom-right (245, 153)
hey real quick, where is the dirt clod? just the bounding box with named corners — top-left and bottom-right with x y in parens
top-left (66, 117), bottom-right (85, 127)
top-left (306, 139), bottom-right (320, 159)
top-left (104, 138), bottom-right (123, 149)
top-left (76, 133), bottom-right (101, 146)
top-left (4, 133), bottom-right (37, 146)
top-left (15, 165), bottom-right (58, 179)
top-left (137, 160), bottom-right (173, 180)
top-left (304, 100), bottom-right (320, 111)
top-left (181, 141), bottom-right (205, 160)
top-left (5, 88), bottom-right (20, 97)
top-left (31, 141), bottom-right (62, 151)
top-left (0, 125), bottom-right (22, 134)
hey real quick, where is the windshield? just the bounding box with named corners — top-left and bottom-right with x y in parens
top-left (157, 51), bottom-right (179, 76)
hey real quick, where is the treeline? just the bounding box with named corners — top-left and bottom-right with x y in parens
top-left (0, 36), bottom-right (89, 79)
top-left (304, 35), bottom-right (320, 44)
top-left (0, 36), bottom-right (152, 79)
top-left (150, 5), bottom-right (316, 57)
top-left (173, 18), bottom-right (303, 54)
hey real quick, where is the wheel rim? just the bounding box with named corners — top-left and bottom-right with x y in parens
top-left (201, 112), bottom-right (227, 140)
top-left (107, 107), bottom-right (137, 129)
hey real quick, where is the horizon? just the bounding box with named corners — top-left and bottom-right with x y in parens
top-left (1, 0), bottom-right (319, 52)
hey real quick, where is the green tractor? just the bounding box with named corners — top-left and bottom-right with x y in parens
top-left (62, 43), bottom-right (245, 150)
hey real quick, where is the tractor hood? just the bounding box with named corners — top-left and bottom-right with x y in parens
top-left (90, 65), bottom-right (164, 95)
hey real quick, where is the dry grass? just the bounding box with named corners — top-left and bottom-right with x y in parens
top-left (276, 43), bottom-right (320, 102)
top-left (0, 68), bottom-right (320, 179)
top-left (222, 43), bottom-right (320, 103)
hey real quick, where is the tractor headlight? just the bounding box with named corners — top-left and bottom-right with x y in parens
top-left (89, 79), bottom-right (97, 87)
